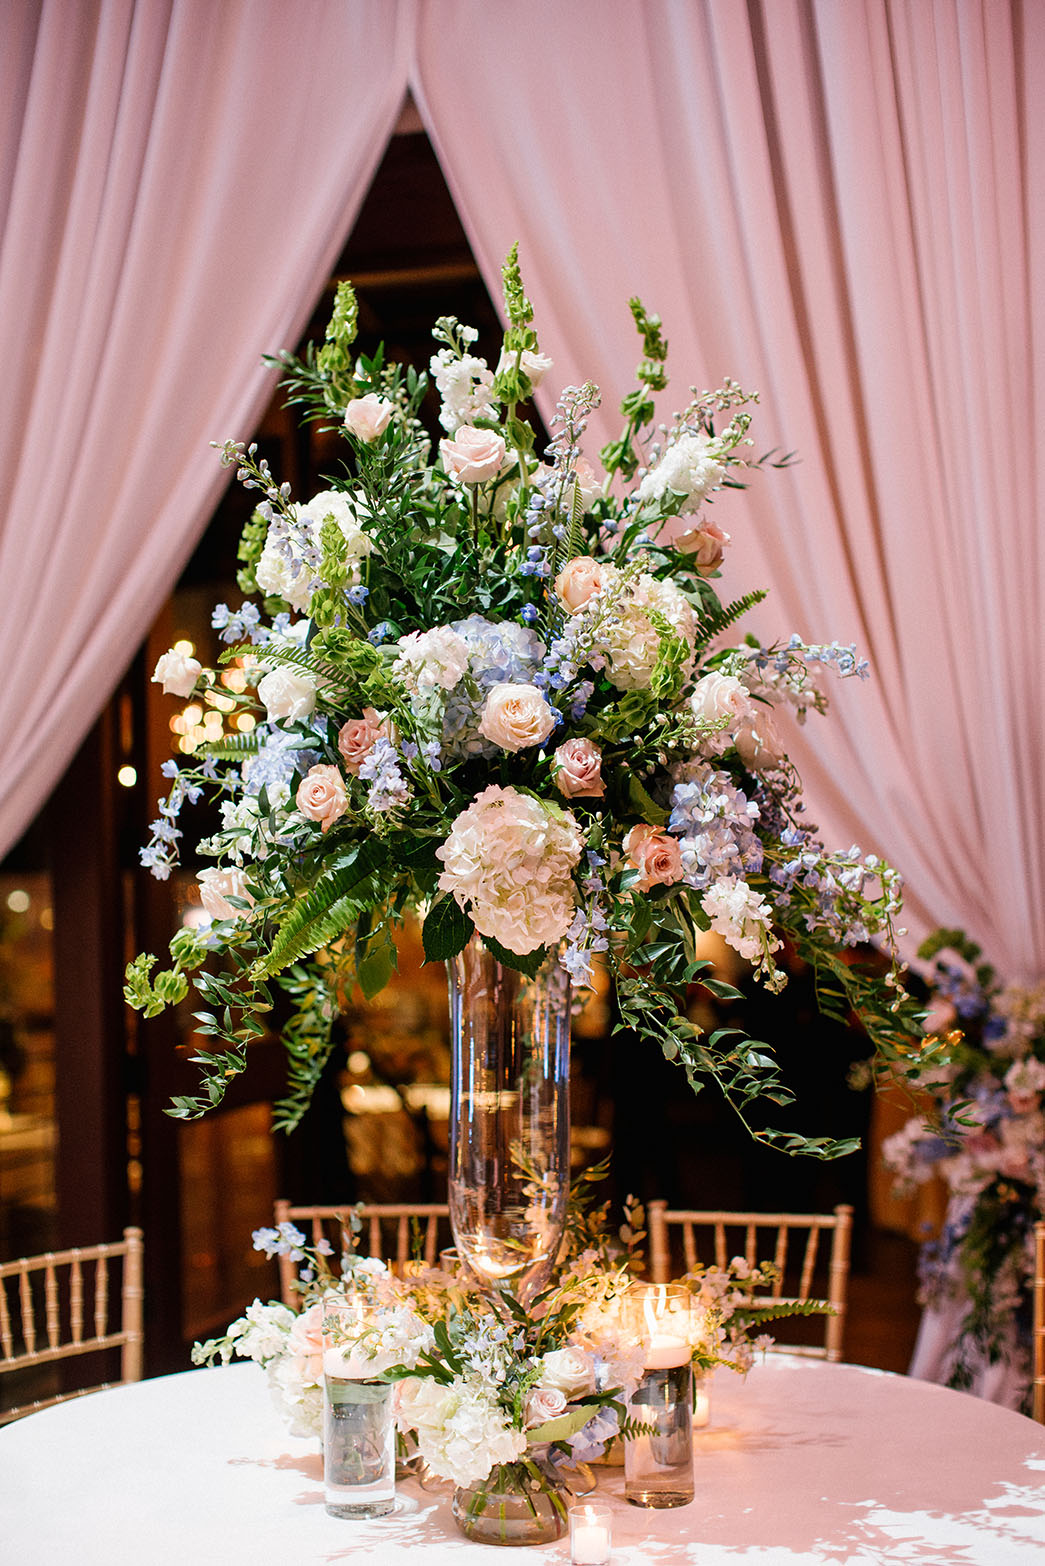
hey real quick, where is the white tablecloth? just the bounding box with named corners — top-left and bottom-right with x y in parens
top-left (2, 1356), bottom-right (1044, 1564)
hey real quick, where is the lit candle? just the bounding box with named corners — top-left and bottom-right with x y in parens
top-left (644, 1332), bottom-right (690, 1370)
top-left (693, 1375), bottom-right (711, 1427)
top-left (570, 1504), bottom-right (612, 1564)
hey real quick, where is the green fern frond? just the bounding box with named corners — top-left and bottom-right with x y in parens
top-left (693, 589), bottom-right (767, 648)
top-left (258, 844), bottom-right (389, 977)
top-left (199, 732), bottom-right (263, 760)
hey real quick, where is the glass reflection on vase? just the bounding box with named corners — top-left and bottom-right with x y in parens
top-left (446, 935), bottom-right (571, 1302)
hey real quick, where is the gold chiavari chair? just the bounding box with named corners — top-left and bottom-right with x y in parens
top-left (1032, 1219), bottom-right (1045, 1424)
top-left (646, 1202), bottom-right (853, 1362)
top-left (272, 1199), bottom-right (449, 1305)
top-left (0, 1227), bottom-right (144, 1424)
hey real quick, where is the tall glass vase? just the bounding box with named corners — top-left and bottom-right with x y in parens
top-left (447, 935), bottom-right (571, 1301)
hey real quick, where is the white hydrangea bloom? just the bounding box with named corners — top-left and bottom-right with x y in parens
top-left (394, 626), bottom-right (472, 694)
top-left (395, 1373), bottom-right (527, 1487)
top-left (228, 1299), bottom-right (296, 1364)
top-left (436, 784), bottom-right (583, 955)
top-left (598, 571), bottom-right (697, 692)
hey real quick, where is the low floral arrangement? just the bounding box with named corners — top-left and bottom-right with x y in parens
top-left (882, 929), bottom-right (1045, 1407)
top-left (191, 1192), bottom-right (819, 1488)
top-left (125, 245), bottom-right (933, 1152)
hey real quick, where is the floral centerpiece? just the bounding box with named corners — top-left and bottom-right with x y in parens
top-left (882, 929), bottom-right (1045, 1410)
top-left (125, 245), bottom-right (933, 1150)
top-left (193, 1192), bottom-right (827, 1541)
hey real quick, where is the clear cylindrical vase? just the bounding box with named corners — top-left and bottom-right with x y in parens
top-left (323, 1375), bottom-right (395, 1517)
top-left (447, 935), bottom-right (571, 1300)
top-left (624, 1362), bottom-right (695, 1508)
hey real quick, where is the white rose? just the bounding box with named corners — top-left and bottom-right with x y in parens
top-left (344, 392), bottom-right (394, 442)
top-left (496, 346), bottom-right (553, 389)
top-left (478, 683), bottom-right (557, 753)
top-left (257, 666), bottom-right (318, 722)
top-left (197, 866), bottom-right (254, 923)
top-left (689, 672), bottom-right (755, 729)
top-left (440, 425), bottom-right (508, 484)
top-left (152, 648), bottom-right (202, 698)
top-left (537, 1346), bottom-right (596, 1399)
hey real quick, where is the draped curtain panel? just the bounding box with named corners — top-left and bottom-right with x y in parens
top-left (413, 0), bottom-right (1044, 981)
top-left (2, 0), bottom-right (1041, 988)
top-left (0, 0), bottom-right (410, 860)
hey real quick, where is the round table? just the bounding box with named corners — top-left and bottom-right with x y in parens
top-left (2, 1355), bottom-right (1044, 1563)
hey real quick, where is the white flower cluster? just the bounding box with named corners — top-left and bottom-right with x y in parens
top-left (700, 874), bottom-right (781, 970)
top-left (596, 569), bottom-right (697, 692)
top-left (394, 625), bottom-right (471, 694)
top-left (636, 430), bottom-right (727, 513)
top-left (255, 488), bottom-right (372, 611)
top-left (430, 346), bottom-right (497, 433)
top-left (395, 1373), bottom-right (527, 1487)
top-left (436, 784), bottom-right (584, 953)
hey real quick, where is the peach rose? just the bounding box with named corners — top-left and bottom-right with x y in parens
top-left (197, 866), bottom-right (254, 923)
top-left (552, 737), bottom-right (605, 798)
top-left (675, 519), bottom-right (730, 576)
top-left (296, 764), bottom-right (348, 833)
top-left (337, 708), bottom-right (386, 775)
top-left (623, 823), bottom-right (684, 892)
top-left (152, 648), bottom-right (201, 698)
top-left (555, 555), bottom-right (606, 613)
top-left (344, 392), bottom-right (394, 442)
top-left (440, 424), bottom-right (507, 484)
top-left (478, 683), bottom-right (557, 753)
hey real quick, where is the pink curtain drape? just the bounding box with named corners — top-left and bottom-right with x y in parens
top-left (0, 0), bottom-right (410, 859)
top-left (3, 0), bottom-right (1041, 988)
top-left (413, 0), bottom-right (1044, 981)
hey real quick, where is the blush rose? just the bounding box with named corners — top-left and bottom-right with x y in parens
top-left (552, 737), bottom-right (605, 798)
top-left (343, 392), bottom-right (394, 442)
top-left (623, 823), bottom-right (684, 892)
top-left (555, 555), bottom-right (605, 613)
top-left (478, 683), bottom-right (557, 753)
top-left (440, 425), bottom-right (507, 484)
top-left (296, 765), bottom-right (348, 833)
top-left (337, 708), bottom-right (387, 775)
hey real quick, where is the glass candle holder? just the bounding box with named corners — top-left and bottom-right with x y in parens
top-left (693, 1370), bottom-right (711, 1429)
top-left (623, 1284), bottom-right (694, 1509)
top-left (322, 1296), bottom-right (396, 1518)
top-left (569, 1502), bottom-right (613, 1563)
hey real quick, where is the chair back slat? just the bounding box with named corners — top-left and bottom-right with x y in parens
top-left (646, 1203), bottom-right (854, 1362)
top-left (0, 1229), bottom-right (144, 1425)
top-left (69, 1257), bottom-right (83, 1345)
top-left (44, 1261), bottom-right (60, 1349)
top-left (19, 1268), bottom-right (35, 1356)
top-left (273, 1200), bottom-right (450, 1306)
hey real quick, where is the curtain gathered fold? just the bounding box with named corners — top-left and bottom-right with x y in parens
top-left (2, 0), bottom-right (1040, 987)
top-left (0, 0), bottom-right (410, 859)
top-left (412, 0), bottom-right (1044, 981)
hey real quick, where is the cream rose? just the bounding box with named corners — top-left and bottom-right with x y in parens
top-left (197, 866), bottom-right (254, 923)
top-left (344, 392), bottom-right (394, 442)
top-left (495, 346), bottom-right (554, 389)
top-left (555, 555), bottom-right (606, 613)
top-left (337, 708), bottom-right (387, 775)
top-left (440, 424), bottom-right (508, 484)
top-left (478, 683), bottom-right (557, 753)
top-left (257, 667), bottom-right (318, 723)
top-left (623, 823), bottom-right (684, 892)
top-left (152, 648), bottom-right (202, 698)
top-left (296, 765), bottom-right (348, 833)
top-left (552, 737), bottom-right (605, 798)
top-left (537, 1347), bottom-right (596, 1399)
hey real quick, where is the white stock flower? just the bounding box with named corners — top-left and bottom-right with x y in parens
top-left (700, 876), bottom-right (781, 965)
top-left (436, 784), bottom-right (583, 955)
top-left (430, 348), bottom-right (497, 433)
top-left (229, 1299), bottom-right (296, 1364)
top-left (297, 488), bottom-right (373, 564)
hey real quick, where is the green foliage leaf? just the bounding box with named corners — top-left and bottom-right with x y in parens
top-left (422, 896), bottom-right (473, 964)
